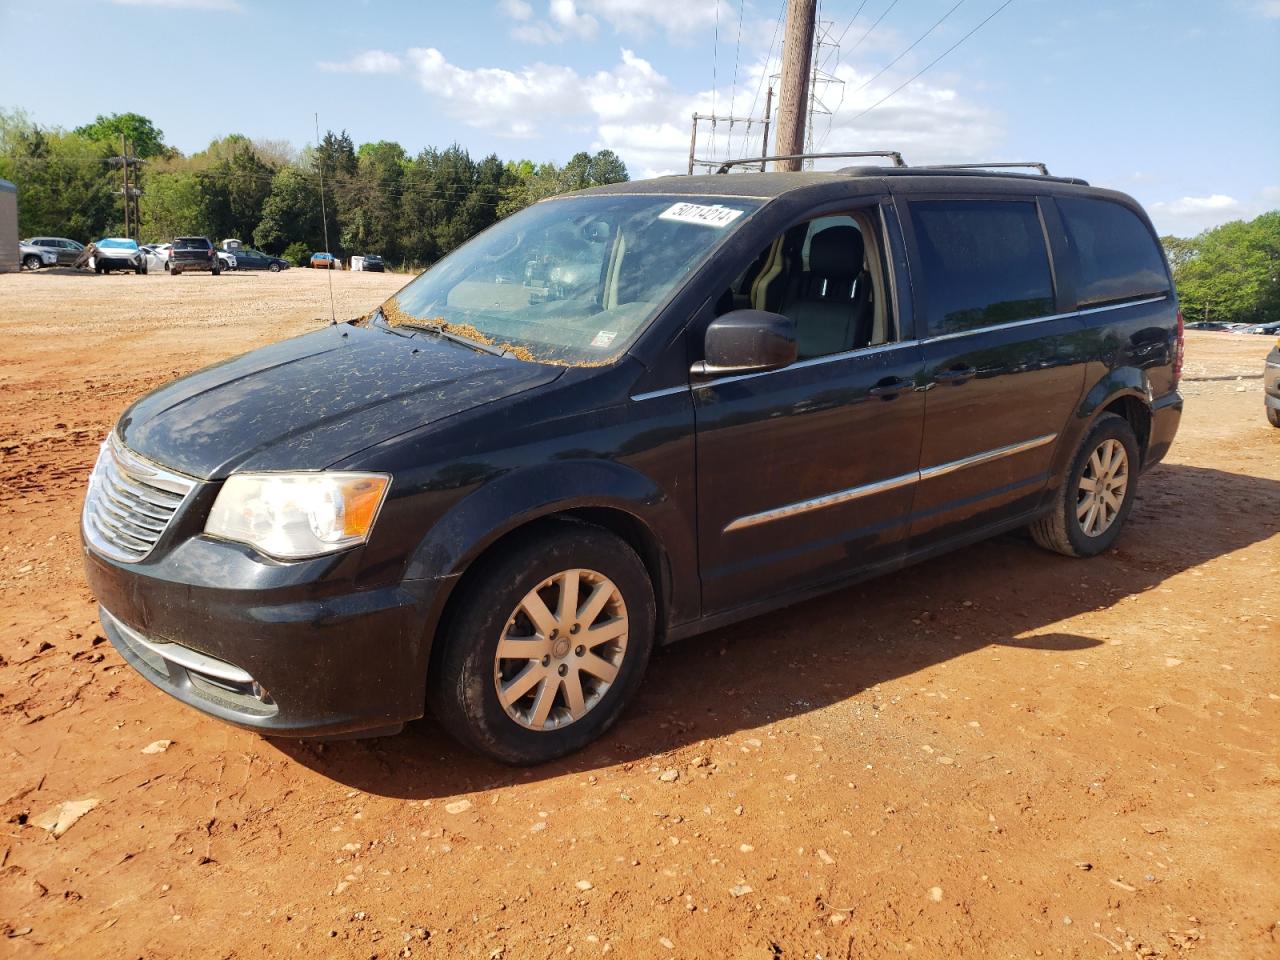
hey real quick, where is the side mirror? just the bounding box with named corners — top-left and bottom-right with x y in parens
top-left (693, 309), bottom-right (797, 376)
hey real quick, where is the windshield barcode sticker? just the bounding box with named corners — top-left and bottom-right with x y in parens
top-left (659, 203), bottom-right (746, 228)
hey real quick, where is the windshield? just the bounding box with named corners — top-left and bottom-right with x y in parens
top-left (380, 194), bottom-right (762, 365)
top-left (98, 238), bottom-right (137, 250)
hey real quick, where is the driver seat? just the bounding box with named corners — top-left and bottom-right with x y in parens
top-left (785, 226), bottom-right (873, 359)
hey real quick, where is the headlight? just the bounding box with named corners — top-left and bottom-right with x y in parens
top-left (205, 472), bottom-right (391, 560)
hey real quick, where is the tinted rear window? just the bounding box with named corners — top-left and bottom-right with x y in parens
top-left (1057, 197), bottom-right (1170, 306)
top-left (175, 238), bottom-right (211, 250)
top-left (909, 199), bottom-right (1055, 337)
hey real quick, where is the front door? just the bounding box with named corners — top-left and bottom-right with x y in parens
top-left (694, 202), bottom-right (925, 614)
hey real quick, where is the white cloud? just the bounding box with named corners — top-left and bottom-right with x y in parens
top-left (1251, 0), bottom-right (1280, 17)
top-left (102, 0), bottom-right (242, 9)
top-left (500, 0), bottom-right (534, 18)
top-left (403, 45), bottom-right (1000, 179)
top-left (501, 0), bottom-right (726, 43)
top-left (1148, 194), bottom-right (1246, 235)
top-left (318, 50), bottom-right (403, 74)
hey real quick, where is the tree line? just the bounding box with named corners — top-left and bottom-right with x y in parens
top-left (0, 110), bottom-right (629, 268)
top-left (1161, 212), bottom-right (1279, 326)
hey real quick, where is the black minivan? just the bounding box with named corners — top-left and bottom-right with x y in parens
top-left (82, 162), bottom-right (1183, 763)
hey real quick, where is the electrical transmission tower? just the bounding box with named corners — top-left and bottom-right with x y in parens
top-left (802, 15), bottom-right (846, 168)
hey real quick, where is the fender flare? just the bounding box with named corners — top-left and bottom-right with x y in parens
top-left (405, 460), bottom-right (689, 617)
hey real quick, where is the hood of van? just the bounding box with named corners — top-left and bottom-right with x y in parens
top-left (118, 323), bottom-right (562, 480)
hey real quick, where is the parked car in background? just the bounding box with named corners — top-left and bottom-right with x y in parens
top-left (1187, 321), bottom-right (1246, 332)
top-left (226, 247), bottom-right (289, 272)
top-left (93, 238), bottom-right (146, 274)
top-left (1266, 340), bottom-right (1280, 427)
top-left (141, 244), bottom-right (172, 273)
top-left (1234, 320), bottom-right (1280, 336)
top-left (21, 236), bottom-right (85, 269)
top-left (217, 250), bottom-right (238, 271)
top-left (361, 254), bottom-right (385, 272)
top-left (20, 239), bottom-right (59, 270)
top-left (169, 236), bottom-right (221, 276)
top-left (81, 160), bottom-right (1184, 763)
top-left (310, 252), bottom-right (339, 270)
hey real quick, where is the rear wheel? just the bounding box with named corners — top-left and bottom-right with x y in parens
top-left (428, 521), bottom-right (655, 764)
top-left (1031, 413), bottom-right (1140, 558)
top-left (23, 254), bottom-right (41, 271)
top-left (1268, 406), bottom-right (1280, 428)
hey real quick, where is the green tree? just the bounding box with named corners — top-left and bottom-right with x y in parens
top-left (1169, 211), bottom-right (1280, 325)
top-left (74, 112), bottom-right (170, 159)
top-left (253, 166), bottom-right (323, 254)
top-left (0, 110), bottom-right (116, 240)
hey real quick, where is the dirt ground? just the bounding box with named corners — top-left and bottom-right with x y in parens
top-left (0, 268), bottom-right (1276, 959)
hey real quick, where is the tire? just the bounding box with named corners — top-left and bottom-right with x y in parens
top-left (23, 254), bottom-right (42, 271)
top-left (1268, 406), bottom-right (1280, 428)
top-left (171, 268), bottom-right (181, 276)
top-left (136, 263), bottom-right (146, 275)
top-left (1031, 413), bottom-right (1140, 558)
top-left (269, 262), bottom-right (281, 273)
top-left (212, 267), bottom-right (221, 276)
top-left (428, 521), bottom-right (656, 764)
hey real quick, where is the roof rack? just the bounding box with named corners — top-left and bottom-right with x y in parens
top-left (708, 151), bottom-right (908, 174)
top-left (925, 162), bottom-right (1053, 176)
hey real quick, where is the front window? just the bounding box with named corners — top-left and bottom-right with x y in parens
top-left (381, 194), bottom-right (763, 365)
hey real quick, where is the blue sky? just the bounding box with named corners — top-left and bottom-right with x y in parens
top-left (2, 0), bottom-right (1277, 236)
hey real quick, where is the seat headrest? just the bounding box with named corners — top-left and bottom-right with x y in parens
top-left (808, 226), bottom-right (864, 277)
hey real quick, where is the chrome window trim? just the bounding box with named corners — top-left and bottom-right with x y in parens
top-left (723, 432), bottom-right (1057, 533)
top-left (920, 294), bottom-right (1169, 344)
top-left (696, 339), bottom-right (924, 391)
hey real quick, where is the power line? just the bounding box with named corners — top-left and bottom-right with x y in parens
top-left (740, 0), bottom-right (787, 158)
top-left (850, 0), bottom-right (967, 96)
top-left (711, 0), bottom-right (721, 157)
top-left (834, 0), bottom-right (871, 45)
top-left (729, 0), bottom-right (745, 116)
top-left (846, 0), bottom-right (1017, 124)
top-left (845, 0), bottom-right (901, 56)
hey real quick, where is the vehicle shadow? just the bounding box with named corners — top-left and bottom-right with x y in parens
top-left (272, 461), bottom-right (1279, 797)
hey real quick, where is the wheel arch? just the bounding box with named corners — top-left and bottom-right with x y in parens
top-left (408, 461), bottom-right (689, 670)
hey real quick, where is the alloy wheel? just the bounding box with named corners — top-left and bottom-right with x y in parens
top-left (493, 568), bottom-right (628, 731)
top-left (1076, 438), bottom-right (1129, 537)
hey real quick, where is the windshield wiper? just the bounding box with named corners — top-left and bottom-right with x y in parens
top-left (413, 322), bottom-right (507, 357)
top-left (371, 307), bottom-right (512, 358)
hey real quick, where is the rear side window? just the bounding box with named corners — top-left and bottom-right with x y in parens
top-left (1057, 197), bottom-right (1170, 306)
top-left (909, 199), bottom-right (1055, 337)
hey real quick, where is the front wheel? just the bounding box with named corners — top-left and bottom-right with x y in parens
top-left (269, 262), bottom-right (281, 273)
top-left (428, 521), bottom-right (655, 764)
top-left (23, 254), bottom-right (42, 271)
top-left (1031, 413), bottom-right (1140, 557)
top-left (1268, 406), bottom-right (1280, 428)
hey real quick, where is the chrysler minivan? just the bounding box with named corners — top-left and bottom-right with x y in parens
top-left (83, 161), bottom-right (1183, 763)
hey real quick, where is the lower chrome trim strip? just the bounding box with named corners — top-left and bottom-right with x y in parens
top-left (723, 432), bottom-right (1058, 532)
top-left (917, 432), bottom-right (1056, 481)
top-left (104, 608), bottom-right (254, 685)
top-left (724, 469), bottom-right (918, 532)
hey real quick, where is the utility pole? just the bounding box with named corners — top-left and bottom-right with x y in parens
top-left (759, 86), bottom-right (774, 172)
top-left (121, 134), bottom-right (130, 239)
top-left (773, 0), bottom-right (816, 171)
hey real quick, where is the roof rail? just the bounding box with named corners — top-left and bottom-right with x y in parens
top-left (709, 151), bottom-right (907, 174)
top-left (927, 162), bottom-right (1053, 176)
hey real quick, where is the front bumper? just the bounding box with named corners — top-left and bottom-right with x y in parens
top-left (1145, 389), bottom-right (1183, 469)
top-left (98, 256), bottom-right (140, 269)
top-left (84, 537), bottom-right (450, 738)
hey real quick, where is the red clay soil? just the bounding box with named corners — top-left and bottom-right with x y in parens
top-left (1, 271), bottom-right (1276, 959)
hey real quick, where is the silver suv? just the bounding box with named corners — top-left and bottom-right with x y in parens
top-left (20, 236), bottom-right (85, 270)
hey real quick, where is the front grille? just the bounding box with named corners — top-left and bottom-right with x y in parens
top-left (83, 436), bottom-right (197, 563)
